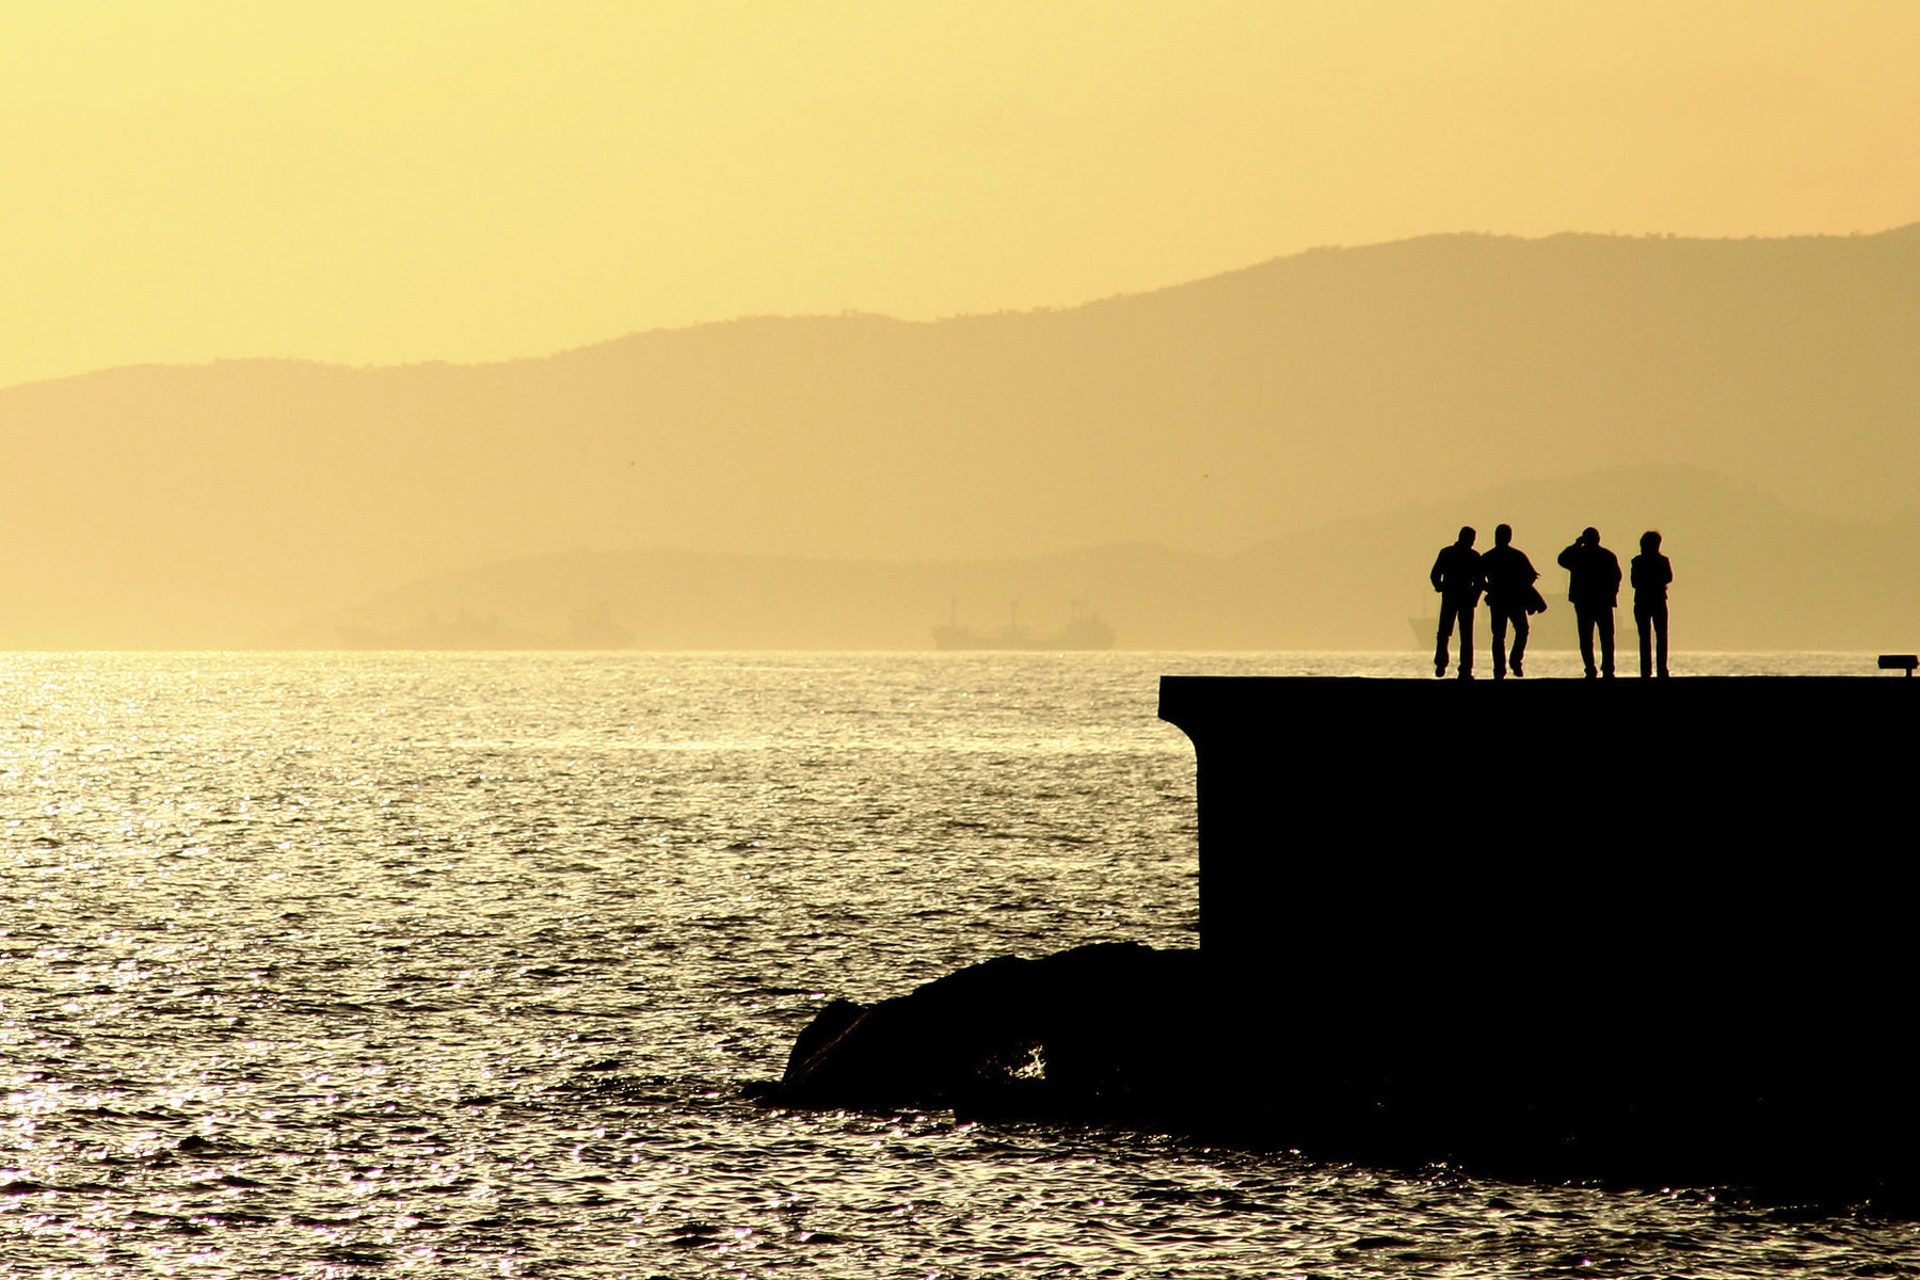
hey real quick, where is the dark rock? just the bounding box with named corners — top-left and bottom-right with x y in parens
top-left (785, 998), bottom-right (866, 1082)
top-left (769, 940), bottom-right (1920, 1206)
top-left (774, 942), bottom-right (1214, 1123)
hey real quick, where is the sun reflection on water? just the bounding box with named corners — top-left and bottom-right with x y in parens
top-left (3, 652), bottom-right (1916, 1275)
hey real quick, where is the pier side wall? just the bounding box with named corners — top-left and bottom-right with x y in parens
top-left (1158, 676), bottom-right (1915, 1052)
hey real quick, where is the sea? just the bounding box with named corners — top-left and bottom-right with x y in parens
top-left (5, 650), bottom-right (1917, 1278)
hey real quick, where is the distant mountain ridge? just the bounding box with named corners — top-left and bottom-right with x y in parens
top-left (3, 226), bottom-right (1916, 648)
top-left (284, 465), bottom-right (1920, 653)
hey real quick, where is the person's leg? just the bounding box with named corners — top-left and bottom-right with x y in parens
top-left (1635, 603), bottom-right (1653, 678)
top-left (1490, 608), bottom-right (1509, 678)
top-left (1654, 601), bottom-right (1669, 677)
top-left (1577, 606), bottom-right (1597, 678)
top-left (1598, 609), bottom-right (1616, 678)
top-left (1511, 610), bottom-right (1529, 676)
top-left (1435, 601), bottom-right (1456, 677)
top-left (1457, 605), bottom-right (1475, 678)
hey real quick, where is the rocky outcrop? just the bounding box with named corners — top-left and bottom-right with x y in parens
top-left (772, 943), bottom-right (1214, 1124)
top-left (766, 940), bottom-right (1920, 1205)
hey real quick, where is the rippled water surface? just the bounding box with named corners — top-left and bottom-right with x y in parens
top-left (5, 651), bottom-right (1917, 1277)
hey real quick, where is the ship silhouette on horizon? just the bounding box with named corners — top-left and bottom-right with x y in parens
top-left (932, 601), bottom-right (1116, 651)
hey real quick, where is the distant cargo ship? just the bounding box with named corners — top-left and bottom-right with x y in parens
top-left (932, 602), bottom-right (1116, 651)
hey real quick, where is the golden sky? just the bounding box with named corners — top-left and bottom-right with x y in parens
top-left (4, 0), bottom-right (1915, 390)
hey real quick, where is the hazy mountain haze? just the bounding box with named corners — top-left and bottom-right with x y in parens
top-left (278, 465), bottom-right (1920, 654)
top-left (6, 3), bottom-right (1916, 390)
top-left (3, 228), bottom-right (1915, 650)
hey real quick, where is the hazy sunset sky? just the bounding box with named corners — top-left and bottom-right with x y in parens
top-left (5, 1), bottom-right (1915, 389)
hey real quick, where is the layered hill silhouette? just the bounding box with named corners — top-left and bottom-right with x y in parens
top-left (279, 464), bottom-right (1920, 652)
top-left (3, 226), bottom-right (1915, 648)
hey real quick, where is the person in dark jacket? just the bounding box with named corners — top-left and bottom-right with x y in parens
top-left (1479, 523), bottom-right (1540, 680)
top-left (1429, 526), bottom-right (1483, 679)
top-left (1557, 527), bottom-right (1622, 679)
top-left (1631, 530), bottom-right (1673, 678)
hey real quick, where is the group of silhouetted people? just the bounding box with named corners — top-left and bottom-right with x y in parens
top-left (1431, 525), bottom-right (1671, 680)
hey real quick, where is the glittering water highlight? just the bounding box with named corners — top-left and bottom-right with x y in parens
top-left (4, 651), bottom-right (1916, 1277)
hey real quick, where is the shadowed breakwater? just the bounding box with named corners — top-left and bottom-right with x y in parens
top-left (777, 675), bottom-right (1920, 1202)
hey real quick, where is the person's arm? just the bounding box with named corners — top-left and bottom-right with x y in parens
top-left (1431, 551), bottom-right (1447, 593)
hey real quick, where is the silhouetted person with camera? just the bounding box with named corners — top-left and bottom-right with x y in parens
top-left (1631, 530), bottom-right (1673, 678)
top-left (1557, 527), bottom-right (1621, 679)
top-left (1430, 526), bottom-right (1483, 679)
top-left (1479, 523), bottom-right (1540, 680)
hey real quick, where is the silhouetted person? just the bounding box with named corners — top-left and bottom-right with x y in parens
top-left (1631, 530), bottom-right (1673, 678)
top-left (1430, 526), bottom-right (1483, 679)
top-left (1479, 523), bottom-right (1540, 680)
top-left (1557, 527), bottom-right (1621, 679)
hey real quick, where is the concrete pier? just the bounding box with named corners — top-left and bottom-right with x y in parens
top-left (1159, 675), bottom-right (1916, 1057)
top-left (775, 674), bottom-right (1920, 1194)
